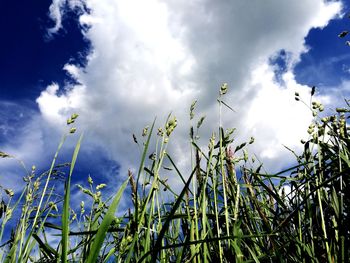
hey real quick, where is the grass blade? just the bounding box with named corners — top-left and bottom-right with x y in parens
top-left (86, 178), bottom-right (128, 263)
top-left (61, 133), bottom-right (83, 262)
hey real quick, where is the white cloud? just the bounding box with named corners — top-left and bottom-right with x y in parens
top-left (36, 82), bottom-right (86, 126)
top-left (37, 0), bottom-right (343, 178)
top-left (47, 0), bottom-right (86, 35)
top-left (47, 0), bottom-right (67, 35)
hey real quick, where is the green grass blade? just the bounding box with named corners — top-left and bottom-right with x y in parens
top-left (61, 133), bottom-right (83, 262)
top-left (32, 233), bottom-right (58, 259)
top-left (135, 119), bottom-right (156, 223)
top-left (86, 178), bottom-right (128, 263)
top-left (145, 167), bottom-right (197, 263)
top-left (103, 247), bottom-right (116, 263)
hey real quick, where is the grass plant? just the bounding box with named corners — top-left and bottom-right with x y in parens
top-left (0, 87), bottom-right (349, 262)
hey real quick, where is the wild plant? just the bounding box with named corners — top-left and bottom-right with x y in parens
top-left (0, 86), bottom-right (349, 262)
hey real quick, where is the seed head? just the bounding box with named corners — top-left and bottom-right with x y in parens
top-left (72, 211), bottom-right (77, 221)
top-left (5, 189), bottom-right (14, 197)
top-left (157, 127), bottom-right (164, 136)
top-left (166, 116), bottom-right (177, 136)
top-left (96, 183), bottom-right (107, 190)
top-left (311, 86), bottom-right (316, 96)
top-left (67, 118), bottom-right (74, 125)
top-left (80, 201), bottom-right (85, 214)
top-left (0, 151), bottom-right (11, 158)
top-left (338, 31), bottom-right (348, 38)
top-left (88, 175), bottom-right (93, 185)
top-left (132, 134), bottom-right (138, 144)
top-left (336, 108), bottom-right (349, 113)
top-left (33, 181), bottom-right (40, 191)
top-left (49, 201), bottom-right (58, 211)
top-left (71, 113), bottom-right (79, 120)
top-left (142, 126), bottom-right (149, 137)
top-left (209, 132), bottom-right (216, 150)
top-left (190, 100), bottom-right (197, 120)
top-left (197, 116), bottom-right (206, 129)
top-left (220, 83), bottom-right (228, 95)
top-left (243, 149), bottom-right (248, 162)
top-left (5, 208), bottom-right (12, 219)
top-left (26, 192), bottom-right (33, 203)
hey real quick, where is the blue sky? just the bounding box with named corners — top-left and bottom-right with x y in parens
top-left (1, 0), bottom-right (350, 198)
top-left (0, 1), bottom-right (89, 101)
top-left (295, 5), bottom-right (350, 88)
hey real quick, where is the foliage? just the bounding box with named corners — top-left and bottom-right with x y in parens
top-left (0, 88), bottom-right (349, 263)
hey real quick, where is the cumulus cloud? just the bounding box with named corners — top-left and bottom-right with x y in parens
top-left (47, 0), bottom-right (67, 35)
top-left (47, 0), bottom-right (86, 35)
top-left (37, 0), bottom-right (343, 179)
top-left (0, 101), bottom-right (46, 192)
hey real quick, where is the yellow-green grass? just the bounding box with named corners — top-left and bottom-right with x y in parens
top-left (0, 89), bottom-right (349, 262)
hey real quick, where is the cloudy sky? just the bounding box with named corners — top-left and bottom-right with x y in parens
top-left (1, 0), bottom-right (350, 194)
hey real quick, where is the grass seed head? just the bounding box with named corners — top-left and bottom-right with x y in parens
top-left (49, 201), bottom-right (58, 211)
top-left (67, 114), bottom-right (79, 125)
top-left (197, 116), bottom-right (206, 129)
top-left (96, 184), bottom-right (107, 190)
top-left (157, 127), bottom-right (164, 136)
top-left (166, 116), bottom-right (177, 136)
top-left (72, 211), bottom-right (77, 221)
top-left (311, 86), bottom-right (316, 96)
top-left (5, 189), bottom-right (14, 197)
top-left (0, 151), bottom-right (12, 158)
top-left (142, 126), bottom-right (149, 137)
top-left (93, 191), bottom-right (102, 203)
top-left (307, 128), bottom-right (314, 135)
top-left (209, 132), bottom-right (216, 150)
top-left (336, 107), bottom-right (349, 113)
top-left (132, 134), bottom-right (138, 144)
top-left (338, 31), bottom-right (349, 38)
top-left (67, 118), bottom-right (74, 125)
top-left (220, 83), bottom-right (228, 95)
top-left (88, 175), bottom-right (93, 185)
top-left (80, 201), bottom-right (85, 214)
top-left (5, 207), bottom-right (12, 219)
top-left (26, 191), bottom-right (33, 203)
top-left (190, 100), bottom-right (197, 120)
top-left (71, 113), bottom-right (79, 120)
top-left (33, 180), bottom-right (40, 191)
top-left (243, 149), bottom-right (248, 162)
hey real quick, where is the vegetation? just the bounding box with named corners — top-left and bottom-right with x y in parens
top-left (0, 84), bottom-right (349, 262)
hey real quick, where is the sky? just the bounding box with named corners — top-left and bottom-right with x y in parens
top-left (1, 0), bottom-right (350, 198)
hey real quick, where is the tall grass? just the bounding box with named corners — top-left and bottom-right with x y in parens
top-left (0, 87), bottom-right (349, 262)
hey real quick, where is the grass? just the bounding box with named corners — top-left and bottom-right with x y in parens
top-left (0, 86), bottom-right (349, 262)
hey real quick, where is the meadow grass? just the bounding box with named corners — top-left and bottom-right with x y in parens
top-left (0, 86), bottom-right (349, 262)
